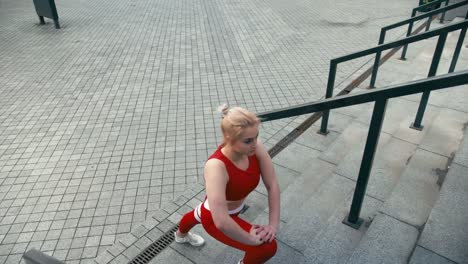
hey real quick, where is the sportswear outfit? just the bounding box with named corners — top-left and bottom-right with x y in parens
top-left (178, 145), bottom-right (277, 264)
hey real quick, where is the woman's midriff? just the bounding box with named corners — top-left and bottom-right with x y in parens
top-left (226, 199), bottom-right (245, 211)
top-left (203, 199), bottom-right (246, 215)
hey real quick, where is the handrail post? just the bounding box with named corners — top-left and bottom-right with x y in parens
top-left (440, 0), bottom-right (450, 23)
top-left (449, 27), bottom-right (467, 73)
top-left (343, 98), bottom-right (388, 229)
top-left (319, 61), bottom-right (337, 135)
top-left (426, 16), bottom-right (433, 31)
top-left (412, 32), bottom-right (448, 130)
top-left (370, 30), bottom-right (386, 88)
top-left (401, 16), bottom-right (415, 60)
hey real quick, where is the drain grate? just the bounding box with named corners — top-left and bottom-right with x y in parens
top-left (129, 224), bottom-right (180, 264)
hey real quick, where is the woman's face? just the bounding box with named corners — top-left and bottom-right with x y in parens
top-left (229, 125), bottom-right (259, 156)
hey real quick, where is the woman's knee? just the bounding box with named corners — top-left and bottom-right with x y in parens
top-left (265, 239), bottom-right (278, 256)
top-left (257, 239), bottom-right (277, 259)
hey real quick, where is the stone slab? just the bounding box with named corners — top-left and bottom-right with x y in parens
top-left (419, 108), bottom-right (468, 158)
top-left (273, 142), bottom-right (321, 173)
top-left (453, 128), bottom-right (468, 168)
top-left (295, 129), bottom-right (340, 152)
top-left (381, 149), bottom-right (448, 228)
top-left (334, 131), bottom-right (391, 181)
top-left (278, 174), bottom-right (354, 252)
top-left (320, 122), bottom-right (369, 165)
top-left (417, 163), bottom-right (468, 264)
top-left (148, 247), bottom-right (193, 264)
top-left (311, 111), bottom-right (355, 134)
top-left (392, 105), bottom-right (440, 145)
top-left (255, 164), bottom-right (301, 196)
top-left (304, 195), bottom-right (382, 264)
top-left (279, 158), bottom-right (336, 223)
top-left (409, 246), bottom-right (456, 264)
top-left (363, 137), bottom-right (417, 201)
top-left (347, 214), bottom-right (419, 264)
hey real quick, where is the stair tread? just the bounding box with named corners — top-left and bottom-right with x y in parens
top-left (418, 108), bottom-right (468, 157)
top-left (381, 148), bottom-right (448, 228)
top-left (347, 213), bottom-right (419, 264)
top-left (277, 174), bottom-right (355, 252)
top-left (416, 163), bottom-right (468, 264)
top-left (273, 141), bottom-right (321, 172)
top-left (278, 158), bottom-right (336, 223)
top-left (303, 195), bottom-right (382, 264)
top-left (409, 246), bottom-right (457, 264)
top-left (320, 121), bottom-right (369, 165)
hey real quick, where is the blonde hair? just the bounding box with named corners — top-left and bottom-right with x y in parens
top-left (217, 104), bottom-right (260, 143)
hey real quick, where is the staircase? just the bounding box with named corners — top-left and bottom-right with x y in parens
top-left (93, 17), bottom-right (468, 264)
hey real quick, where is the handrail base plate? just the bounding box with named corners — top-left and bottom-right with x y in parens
top-left (342, 214), bottom-right (364, 230)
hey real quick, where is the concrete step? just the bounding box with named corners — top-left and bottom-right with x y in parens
top-left (319, 121), bottom-right (370, 165)
top-left (346, 149), bottom-right (449, 263)
top-left (411, 128), bottom-right (468, 264)
top-left (418, 108), bottom-right (468, 157)
top-left (302, 193), bottom-right (382, 264)
top-left (276, 158), bottom-right (336, 223)
top-left (277, 174), bottom-right (355, 253)
top-left (381, 148), bottom-right (448, 229)
top-left (347, 213), bottom-right (419, 264)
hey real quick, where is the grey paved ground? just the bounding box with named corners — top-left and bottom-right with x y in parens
top-left (0, 0), bottom-right (415, 262)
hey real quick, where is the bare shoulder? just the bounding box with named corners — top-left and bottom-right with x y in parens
top-left (204, 158), bottom-right (228, 181)
top-left (254, 139), bottom-right (269, 159)
top-left (205, 158), bottom-right (225, 171)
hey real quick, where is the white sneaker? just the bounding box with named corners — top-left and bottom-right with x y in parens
top-left (174, 231), bottom-right (205, 247)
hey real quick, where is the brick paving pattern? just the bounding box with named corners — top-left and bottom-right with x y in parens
top-left (0, 0), bottom-right (414, 262)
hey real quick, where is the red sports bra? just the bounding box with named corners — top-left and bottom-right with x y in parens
top-left (207, 145), bottom-right (261, 201)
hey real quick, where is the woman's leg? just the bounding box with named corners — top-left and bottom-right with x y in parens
top-left (175, 205), bottom-right (205, 247)
top-left (202, 212), bottom-right (277, 264)
top-left (178, 209), bottom-right (199, 234)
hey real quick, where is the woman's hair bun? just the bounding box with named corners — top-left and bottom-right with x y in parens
top-left (217, 104), bottom-right (229, 117)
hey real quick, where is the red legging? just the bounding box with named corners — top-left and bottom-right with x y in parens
top-left (178, 203), bottom-right (277, 264)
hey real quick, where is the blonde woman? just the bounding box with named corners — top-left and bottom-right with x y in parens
top-left (174, 105), bottom-right (280, 264)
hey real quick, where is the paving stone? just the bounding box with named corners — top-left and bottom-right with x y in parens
top-left (148, 247), bottom-right (193, 264)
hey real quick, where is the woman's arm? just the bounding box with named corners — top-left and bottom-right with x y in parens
top-left (204, 159), bottom-right (262, 246)
top-left (255, 140), bottom-right (280, 242)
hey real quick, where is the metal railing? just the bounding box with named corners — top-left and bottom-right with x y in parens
top-left (414, 0), bottom-right (450, 23)
top-left (258, 70), bottom-right (468, 228)
top-left (371, 0), bottom-right (468, 88)
top-left (319, 19), bottom-right (468, 135)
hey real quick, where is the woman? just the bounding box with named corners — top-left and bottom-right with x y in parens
top-left (174, 105), bottom-right (280, 264)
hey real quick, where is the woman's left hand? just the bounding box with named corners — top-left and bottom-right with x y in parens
top-left (252, 224), bottom-right (277, 243)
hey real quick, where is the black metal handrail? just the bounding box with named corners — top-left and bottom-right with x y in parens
top-left (414, 0), bottom-right (448, 14)
top-left (258, 70), bottom-right (468, 228)
top-left (371, 0), bottom-right (468, 88)
top-left (319, 19), bottom-right (468, 135)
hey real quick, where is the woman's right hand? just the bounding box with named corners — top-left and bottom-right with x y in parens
top-left (249, 225), bottom-right (264, 246)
